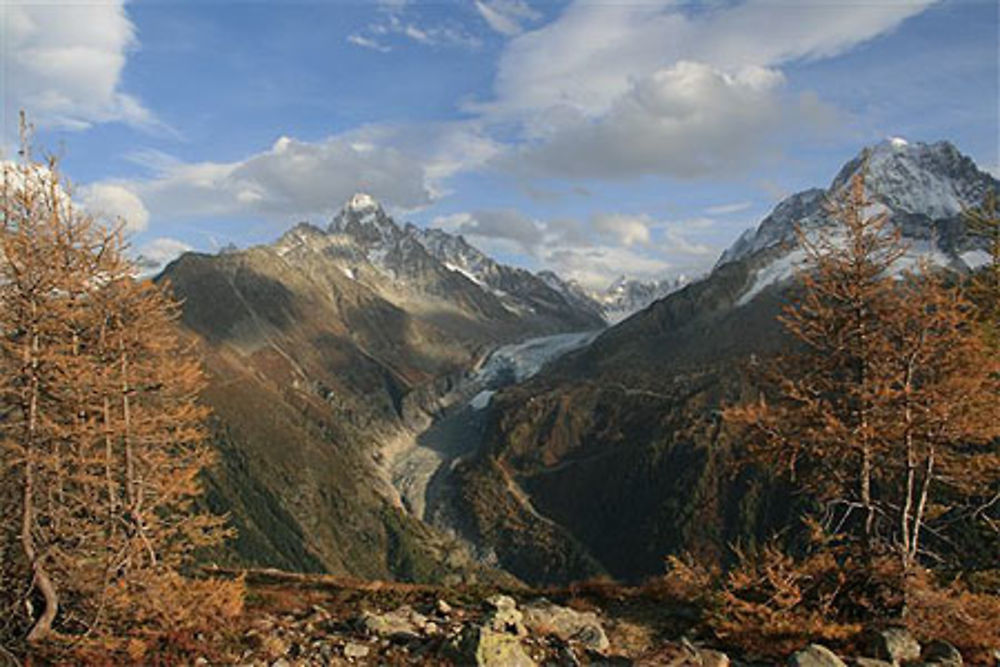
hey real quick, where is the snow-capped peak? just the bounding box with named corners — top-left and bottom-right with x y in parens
top-left (714, 139), bottom-right (999, 305)
top-left (347, 192), bottom-right (379, 213)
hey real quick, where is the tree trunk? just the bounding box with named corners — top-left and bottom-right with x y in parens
top-left (910, 448), bottom-right (935, 566)
top-left (22, 456), bottom-right (58, 642)
top-left (22, 317), bottom-right (58, 642)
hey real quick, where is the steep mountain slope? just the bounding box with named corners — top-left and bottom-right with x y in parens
top-left (159, 195), bottom-right (602, 581)
top-left (455, 139), bottom-right (999, 585)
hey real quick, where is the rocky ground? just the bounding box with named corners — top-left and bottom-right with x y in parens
top-left (167, 570), bottom-right (990, 667)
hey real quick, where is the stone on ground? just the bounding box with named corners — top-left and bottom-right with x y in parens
top-left (788, 643), bottom-right (848, 667)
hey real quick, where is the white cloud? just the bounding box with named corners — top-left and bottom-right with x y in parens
top-left (2, 0), bottom-right (154, 134)
top-left (544, 246), bottom-right (673, 291)
top-left (96, 133), bottom-right (433, 228)
top-left (484, 0), bottom-right (935, 119)
top-left (78, 182), bottom-right (149, 232)
top-left (506, 61), bottom-right (828, 179)
top-left (134, 237), bottom-right (192, 275)
top-left (347, 34), bottom-right (391, 53)
top-left (432, 206), bottom-right (721, 288)
top-left (86, 120), bottom-right (499, 229)
top-left (475, 0), bottom-right (541, 36)
top-left (351, 10), bottom-right (481, 51)
top-left (473, 0), bottom-right (933, 179)
top-left (592, 213), bottom-right (652, 247)
top-left (704, 201), bottom-right (752, 216)
top-left (431, 209), bottom-right (543, 251)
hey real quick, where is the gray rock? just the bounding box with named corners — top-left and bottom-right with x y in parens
top-left (450, 625), bottom-right (536, 667)
top-left (868, 629), bottom-right (922, 664)
top-left (522, 598), bottom-right (610, 652)
top-left (359, 605), bottom-right (429, 640)
top-left (343, 642), bottom-right (371, 659)
top-left (485, 594), bottom-right (527, 636)
top-left (921, 640), bottom-right (962, 666)
top-left (556, 644), bottom-right (582, 667)
top-left (700, 649), bottom-right (731, 667)
top-left (788, 644), bottom-right (848, 667)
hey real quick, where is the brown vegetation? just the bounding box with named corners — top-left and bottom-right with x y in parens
top-left (0, 120), bottom-right (240, 654)
top-left (708, 171), bottom-right (1000, 658)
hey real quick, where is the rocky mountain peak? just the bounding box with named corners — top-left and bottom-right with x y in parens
top-left (347, 192), bottom-right (380, 213)
top-left (715, 138), bottom-right (999, 303)
top-left (329, 192), bottom-right (400, 244)
top-left (830, 138), bottom-right (990, 220)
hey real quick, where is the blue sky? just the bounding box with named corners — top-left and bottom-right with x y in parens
top-left (3, 0), bottom-right (997, 287)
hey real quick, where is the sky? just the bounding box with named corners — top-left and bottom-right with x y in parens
top-left (2, 0), bottom-right (998, 289)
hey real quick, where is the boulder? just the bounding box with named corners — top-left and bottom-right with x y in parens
top-left (485, 594), bottom-right (527, 637)
top-left (451, 625), bottom-right (536, 667)
top-left (343, 642), bottom-right (371, 660)
top-left (868, 629), bottom-right (922, 665)
top-left (522, 598), bottom-right (610, 652)
top-left (788, 644), bottom-right (848, 667)
top-left (921, 640), bottom-right (962, 666)
top-left (700, 648), bottom-right (731, 667)
top-left (359, 605), bottom-right (430, 640)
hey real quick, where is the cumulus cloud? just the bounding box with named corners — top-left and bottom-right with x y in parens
top-left (475, 0), bottom-right (541, 36)
top-left (124, 133), bottom-right (432, 223)
top-left (544, 246), bottom-right (673, 291)
top-left (505, 62), bottom-right (828, 180)
top-left (2, 0), bottom-right (154, 134)
top-left (83, 121), bottom-right (498, 228)
top-left (432, 207), bottom-right (719, 288)
top-left (78, 182), bottom-right (150, 232)
top-left (484, 0), bottom-right (935, 119)
top-left (474, 0), bottom-right (932, 179)
top-left (592, 213), bottom-right (652, 247)
top-left (432, 209), bottom-right (543, 251)
top-left (134, 237), bottom-right (193, 275)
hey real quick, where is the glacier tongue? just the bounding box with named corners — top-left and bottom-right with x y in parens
top-left (475, 330), bottom-right (601, 388)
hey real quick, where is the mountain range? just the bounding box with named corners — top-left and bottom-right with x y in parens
top-left (444, 138), bottom-right (1000, 584)
top-left (161, 138), bottom-right (997, 585)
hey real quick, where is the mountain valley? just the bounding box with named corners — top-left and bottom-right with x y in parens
top-left (157, 139), bottom-right (998, 592)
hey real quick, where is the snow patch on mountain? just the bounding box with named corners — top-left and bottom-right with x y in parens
top-left (737, 248), bottom-right (808, 306)
top-left (720, 140), bottom-right (999, 306)
top-left (348, 192), bottom-right (378, 212)
top-left (961, 249), bottom-right (992, 270)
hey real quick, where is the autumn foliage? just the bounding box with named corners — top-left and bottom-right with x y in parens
top-left (704, 169), bottom-right (1000, 658)
top-left (0, 129), bottom-right (241, 651)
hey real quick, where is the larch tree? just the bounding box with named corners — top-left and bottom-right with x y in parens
top-left (725, 169), bottom-right (1000, 578)
top-left (726, 170), bottom-right (906, 552)
top-left (0, 124), bottom-right (237, 646)
top-left (964, 188), bottom-right (1000, 348)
